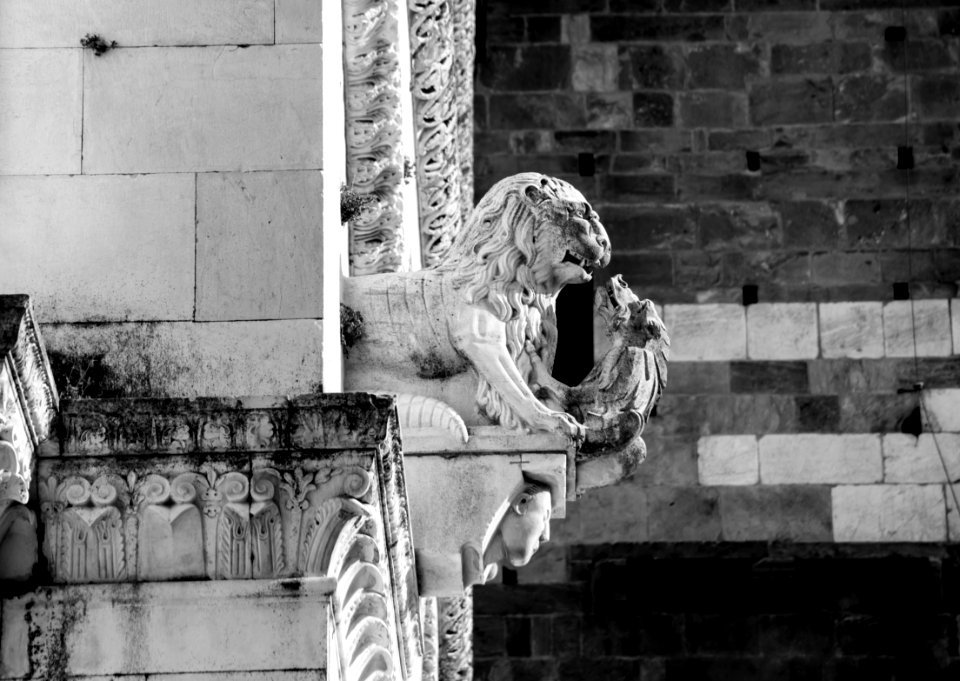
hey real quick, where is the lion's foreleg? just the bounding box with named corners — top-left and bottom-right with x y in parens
top-left (453, 307), bottom-right (584, 440)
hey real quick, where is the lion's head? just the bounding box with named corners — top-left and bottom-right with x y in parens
top-left (437, 173), bottom-right (611, 317)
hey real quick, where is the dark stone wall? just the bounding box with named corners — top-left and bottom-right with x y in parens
top-left (473, 0), bottom-right (960, 304)
top-left (472, 1), bottom-right (960, 678)
top-left (475, 544), bottom-right (960, 681)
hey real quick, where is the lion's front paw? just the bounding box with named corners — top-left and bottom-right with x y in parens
top-left (535, 409), bottom-right (585, 442)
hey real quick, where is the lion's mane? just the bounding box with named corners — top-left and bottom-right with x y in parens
top-left (434, 172), bottom-right (573, 429)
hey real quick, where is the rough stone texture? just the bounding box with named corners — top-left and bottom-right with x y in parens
top-left (0, 0), bottom-right (274, 47)
top-left (196, 171), bottom-right (324, 322)
top-left (717, 486), bottom-right (833, 541)
top-left (819, 302), bottom-right (884, 359)
top-left (663, 304), bottom-right (746, 361)
top-left (882, 300), bottom-right (953, 358)
top-left (883, 433), bottom-right (960, 484)
top-left (41, 320), bottom-right (324, 397)
top-left (747, 303), bottom-right (819, 360)
top-left (832, 484), bottom-right (946, 542)
top-left (698, 435), bottom-right (759, 485)
top-left (759, 434), bottom-right (882, 484)
top-left (0, 49), bottom-right (81, 175)
top-left (83, 45), bottom-right (323, 174)
top-left (0, 174), bottom-right (195, 323)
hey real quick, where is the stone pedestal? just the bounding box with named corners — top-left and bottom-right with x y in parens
top-left (2, 392), bottom-right (423, 681)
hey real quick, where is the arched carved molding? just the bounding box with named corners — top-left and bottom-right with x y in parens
top-left (420, 597), bottom-right (440, 681)
top-left (0, 296), bottom-right (59, 506)
top-left (343, 0), bottom-right (408, 275)
top-left (408, 0), bottom-right (476, 268)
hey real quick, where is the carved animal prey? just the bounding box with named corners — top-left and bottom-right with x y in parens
top-left (342, 173), bottom-right (611, 440)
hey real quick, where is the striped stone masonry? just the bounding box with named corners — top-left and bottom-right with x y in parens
top-left (662, 300), bottom-right (960, 361)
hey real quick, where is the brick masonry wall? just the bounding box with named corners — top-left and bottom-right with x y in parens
top-left (474, 0), bottom-right (960, 678)
top-left (0, 1), bottom-right (334, 398)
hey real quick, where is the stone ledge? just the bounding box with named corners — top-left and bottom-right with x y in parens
top-left (0, 578), bottom-right (334, 679)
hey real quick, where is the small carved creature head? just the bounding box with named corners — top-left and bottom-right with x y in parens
top-left (484, 480), bottom-right (552, 569)
top-left (596, 275), bottom-right (665, 344)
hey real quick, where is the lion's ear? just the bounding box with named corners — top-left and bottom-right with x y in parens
top-left (524, 185), bottom-right (547, 204)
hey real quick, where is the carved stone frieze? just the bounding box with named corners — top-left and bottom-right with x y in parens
top-left (407, 0), bottom-right (476, 267)
top-left (437, 590), bottom-right (473, 681)
top-left (57, 394), bottom-right (395, 458)
top-left (343, 0), bottom-right (408, 275)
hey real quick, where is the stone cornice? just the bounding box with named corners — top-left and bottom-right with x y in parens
top-left (56, 393), bottom-right (396, 457)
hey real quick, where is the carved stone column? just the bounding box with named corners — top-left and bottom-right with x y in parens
top-left (408, 0), bottom-right (476, 267)
top-left (0, 295), bottom-right (58, 581)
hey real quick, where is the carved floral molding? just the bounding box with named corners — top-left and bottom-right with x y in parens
top-left (343, 0), bottom-right (408, 275)
top-left (38, 394), bottom-right (423, 681)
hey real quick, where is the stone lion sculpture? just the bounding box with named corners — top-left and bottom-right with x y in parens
top-left (342, 172), bottom-right (611, 437)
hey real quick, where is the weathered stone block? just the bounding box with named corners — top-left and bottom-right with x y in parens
top-left (771, 42), bottom-right (871, 75)
top-left (0, 0), bottom-right (274, 47)
top-left (685, 44), bottom-right (762, 89)
top-left (750, 79), bottom-right (832, 126)
top-left (578, 481), bottom-right (648, 543)
top-left (835, 74), bottom-right (907, 123)
top-left (490, 94), bottom-right (587, 129)
top-left (572, 45), bottom-right (617, 92)
top-left (600, 173), bottom-right (675, 200)
top-left (633, 92), bottom-right (674, 127)
top-left (747, 303), bottom-right (819, 360)
top-left (663, 304), bottom-right (746, 361)
top-left (912, 74), bottom-right (960, 119)
top-left (599, 205), bottom-right (697, 250)
top-left (807, 359), bottom-right (899, 394)
top-left (759, 434), bottom-right (882, 484)
top-left (947, 483), bottom-right (960, 542)
top-left (592, 15), bottom-right (726, 42)
top-left (632, 434), bottom-right (699, 486)
top-left (0, 49), bottom-right (80, 174)
top-left (647, 486), bottom-right (722, 542)
top-left (42, 320), bottom-right (324, 397)
top-left (883, 433), bottom-right (960, 483)
top-left (730, 361), bottom-right (808, 393)
top-left (795, 395), bottom-right (840, 432)
top-left (679, 92), bottom-right (748, 129)
top-left (666, 362), bottom-right (730, 394)
top-left (810, 252), bottom-right (882, 287)
top-left (722, 250), bottom-right (811, 288)
top-left (481, 45), bottom-right (572, 91)
top-left (832, 484), bottom-right (946, 542)
top-left (585, 92), bottom-right (632, 129)
top-left (0, 175), bottom-right (194, 323)
top-left (618, 45), bottom-right (683, 90)
top-left (276, 0), bottom-right (323, 43)
top-left (83, 45), bottom-right (323, 173)
top-left (718, 486), bottom-right (833, 542)
top-left (698, 435), bottom-right (759, 485)
top-left (819, 302), bottom-right (884, 359)
top-left (844, 199), bottom-right (945, 249)
top-left (740, 12), bottom-right (831, 43)
top-left (922, 389), bottom-right (960, 432)
top-left (778, 201), bottom-right (841, 249)
top-left (620, 129), bottom-right (693, 153)
top-left (883, 300), bottom-right (952, 358)
top-left (196, 171), bottom-right (324, 322)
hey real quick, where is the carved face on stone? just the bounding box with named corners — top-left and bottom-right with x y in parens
top-left (526, 178), bottom-right (611, 293)
top-left (485, 485), bottom-right (552, 569)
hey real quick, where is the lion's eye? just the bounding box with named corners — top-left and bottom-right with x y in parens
top-left (568, 206), bottom-right (585, 219)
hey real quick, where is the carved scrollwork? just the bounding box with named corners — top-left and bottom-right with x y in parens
top-left (408, 0), bottom-right (476, 267)
top-left (343, 0), bottom-right (407, 275)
